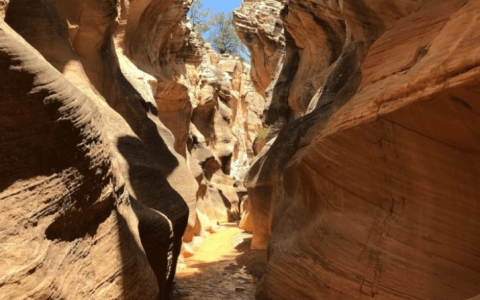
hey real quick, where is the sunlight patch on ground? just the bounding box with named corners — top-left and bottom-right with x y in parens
top-left (171, 225), bottom-right (267, 299)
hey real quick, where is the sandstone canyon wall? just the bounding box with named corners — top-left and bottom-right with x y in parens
top-left (3, 0), bottom-right (480, 299)
top-left (140, 19), bottom-right (266, 251)
top-left (0, 0), bottom-right (264, 299)
top-left (235, 0), bottom-right (480, 299)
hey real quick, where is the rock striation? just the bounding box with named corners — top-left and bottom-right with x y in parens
top-left (236, 0), bottom-right (480, 299)
top-left (234, 0), bottom-right (286, 98)
top-left (140, 13), bottom-right (266, 252)
top-left (0, 0), bottom-right (264, 299)
top-left (179, 45), bottom-right (267, 254)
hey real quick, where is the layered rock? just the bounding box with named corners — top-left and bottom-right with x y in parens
top-left (0, 1), bottom-right (188, 298)
top-left (0, 0), bottom-right (265, 298)
top-left (233, 0), bottom-right (286, 97)
top-left (179, 48), bottom-right (266, 253)
top-left (237, 0), bottom-right (480, 299)
top-left (137, 12), bottom-right (267, 248)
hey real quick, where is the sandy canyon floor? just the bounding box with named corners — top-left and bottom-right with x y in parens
top-left (170, 225), bottom-right (266, 300)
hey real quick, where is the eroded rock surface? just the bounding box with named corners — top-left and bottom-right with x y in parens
top-left (0, 0), bottom-right (266, 298)
top-left (234, 0), bottom-right (285, 97)
top-left (237, 0), bottom-right (480, 299)
top-left (143, 15), bottom-right (267, 251)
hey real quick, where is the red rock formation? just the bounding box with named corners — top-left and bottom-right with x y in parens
top-left (237, 0), bottom-right (480, 299)
top-left (234, 0), bottom-right (285, 97)
top-left (132, 11), bottom-right (267, 248)
top-left (0, 19), bottom-right (179, 300)
top-left (0, 0), bottom-right (266, 298)
top-left (0, 0), bottom-right (196, 298)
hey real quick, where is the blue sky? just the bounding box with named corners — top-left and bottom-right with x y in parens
top-left (201, 0), bottom-right (243, 13)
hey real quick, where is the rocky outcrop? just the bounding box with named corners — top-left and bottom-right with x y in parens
top-left (179, 47), bottom-right (266, 255)
top-left (234, 0), bottom-right (286, 97)
top-left (237, 0), bottom-right (480, 299)
top-left (138, 13), bottom-right (266, 250)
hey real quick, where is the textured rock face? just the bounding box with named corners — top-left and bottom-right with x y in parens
top-left (238, 0), bottom-right (480, 299)
top-left (0, 18), bottom-right (179, 300)
top-left (0, 0), bottom-right (265, 298)
top-left (179, 49), bottom-right (266, 251)
top-left (234, 0), bottom-right (286, 97)
top-left (143, 16), bottom-right (266, 245)
top-left (0, 0), bottom-right (199, 299)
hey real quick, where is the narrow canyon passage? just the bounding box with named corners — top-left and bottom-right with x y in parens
top-left (171, 223), bottom-right (266, 300)
top-left (2, 0), bottom-right (480, 299)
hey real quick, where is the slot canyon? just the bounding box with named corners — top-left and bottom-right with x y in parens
top-left (1, 0), bottom-right (480, 299)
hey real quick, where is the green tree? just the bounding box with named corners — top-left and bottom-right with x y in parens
top-left (188, 1), bottom-right (249, 61)
top-left (205, 12), bottom-right (249, 60)
top-left (188, 0), bottom-right (211, 34)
